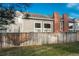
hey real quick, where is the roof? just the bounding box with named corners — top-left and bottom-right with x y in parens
top-left (69, 19), bottom-right (75, 23)
top-left (15, 11), bottom-right (79, 22)
top-left (22, 12), bottom-right (53, 20)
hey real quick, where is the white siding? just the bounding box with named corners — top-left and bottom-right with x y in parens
top-left (6, 18), bottom-right (53, 33)
top-left (75, 23), bottom-right (79, 30)
top-left (21, 19), bottom-right (34, 32)
top-left (21, 19), bottom-right (53, 32)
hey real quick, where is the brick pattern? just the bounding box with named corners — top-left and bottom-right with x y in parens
top-left (63, 14), bottom-right (69, 32)
top-left (53, 12), bottom-right (60, 33)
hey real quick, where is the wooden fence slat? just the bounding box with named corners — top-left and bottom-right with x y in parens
top-left (0, 32), bottom-right (78, 48)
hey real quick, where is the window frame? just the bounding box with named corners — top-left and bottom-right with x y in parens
top-left (35, 23), bottom-right (41, 28)
top-left (44, 23), bottom-right (51, 28)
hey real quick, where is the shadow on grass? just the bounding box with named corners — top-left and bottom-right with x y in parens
top-left (0, 42), bottom-right (79, 56)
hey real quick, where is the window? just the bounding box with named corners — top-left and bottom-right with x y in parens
top-left (69, 23), bottom-right (74, 29)
top-left (44, 23), bottom-right (51, 28)
top-left (69, 26), bottom-right (73, 29)
top-left (35, 23), bottom-right (41, 28)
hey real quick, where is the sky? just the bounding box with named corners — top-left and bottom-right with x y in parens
top-left (1, 3), bottom-right (79, 18)
top-left (27, 3), bottom-right (79, 18)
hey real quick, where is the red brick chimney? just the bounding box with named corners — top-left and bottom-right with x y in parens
top-left (63, 14), bottom-right (69, 32)
top-left (53, 12), bottom-right (60, 33)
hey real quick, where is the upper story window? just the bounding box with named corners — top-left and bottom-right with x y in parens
top-left (35, 23), bottom-right (41, 28)
top-left (69, 26), bottom-right (73, 29)
top-left (69, 23), bottom-right (74, 29)
top-left (44, 23), bottom-right (51, 28)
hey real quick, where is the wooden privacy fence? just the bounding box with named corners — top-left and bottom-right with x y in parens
top-left (20, 32), bottom-right (77, 46)
top-left (0, 33), bottom-right (30, 47)
top-left (0, 32), bottom-right (78, 47)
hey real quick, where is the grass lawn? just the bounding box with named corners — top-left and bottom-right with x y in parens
top-left (0, 42), bottom-right (79, 56)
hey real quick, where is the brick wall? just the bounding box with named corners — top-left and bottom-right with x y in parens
top-left (53, 12), bottom-right (60, 33)
top-left (63, 14), bottom-right (69, 32)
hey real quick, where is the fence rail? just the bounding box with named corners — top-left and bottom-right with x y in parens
top-left (0, 32), bottom-right (78, 48)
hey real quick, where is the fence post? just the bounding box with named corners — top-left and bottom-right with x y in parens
top-left (66, 32), bottom-right (67, 43)
top-left (76, 32), bottom-right (77, 42)
top-left (0, 33), bottom-right (2, 48)
top-left (70, 32), bottom-right (71, 42)
top-left (57, 33), bottom-right (59, 44)
top-left (2, 33), bottom-right (6, 47)
top-left (63, 33), bottom-right (64, 43)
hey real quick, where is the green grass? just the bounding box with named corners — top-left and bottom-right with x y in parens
top-left (0, 42), bottom-right (79, 56)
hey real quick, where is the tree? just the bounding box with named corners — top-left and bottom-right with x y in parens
top-left (0, 3), bottom-right (31, 46)
top-left (0, 3), bottom-right (31, 30)
top-left (0, 3), bottom-right (31, 29)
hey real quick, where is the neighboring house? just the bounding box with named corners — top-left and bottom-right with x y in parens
top-left (68, 19), bottom-right (75, 32)
top-left (2, 11), bottom-right (79, 33)
top-left (75, 19), bottom-right (79, 31)
top-left (6, 11), bottom-right (53, 33)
